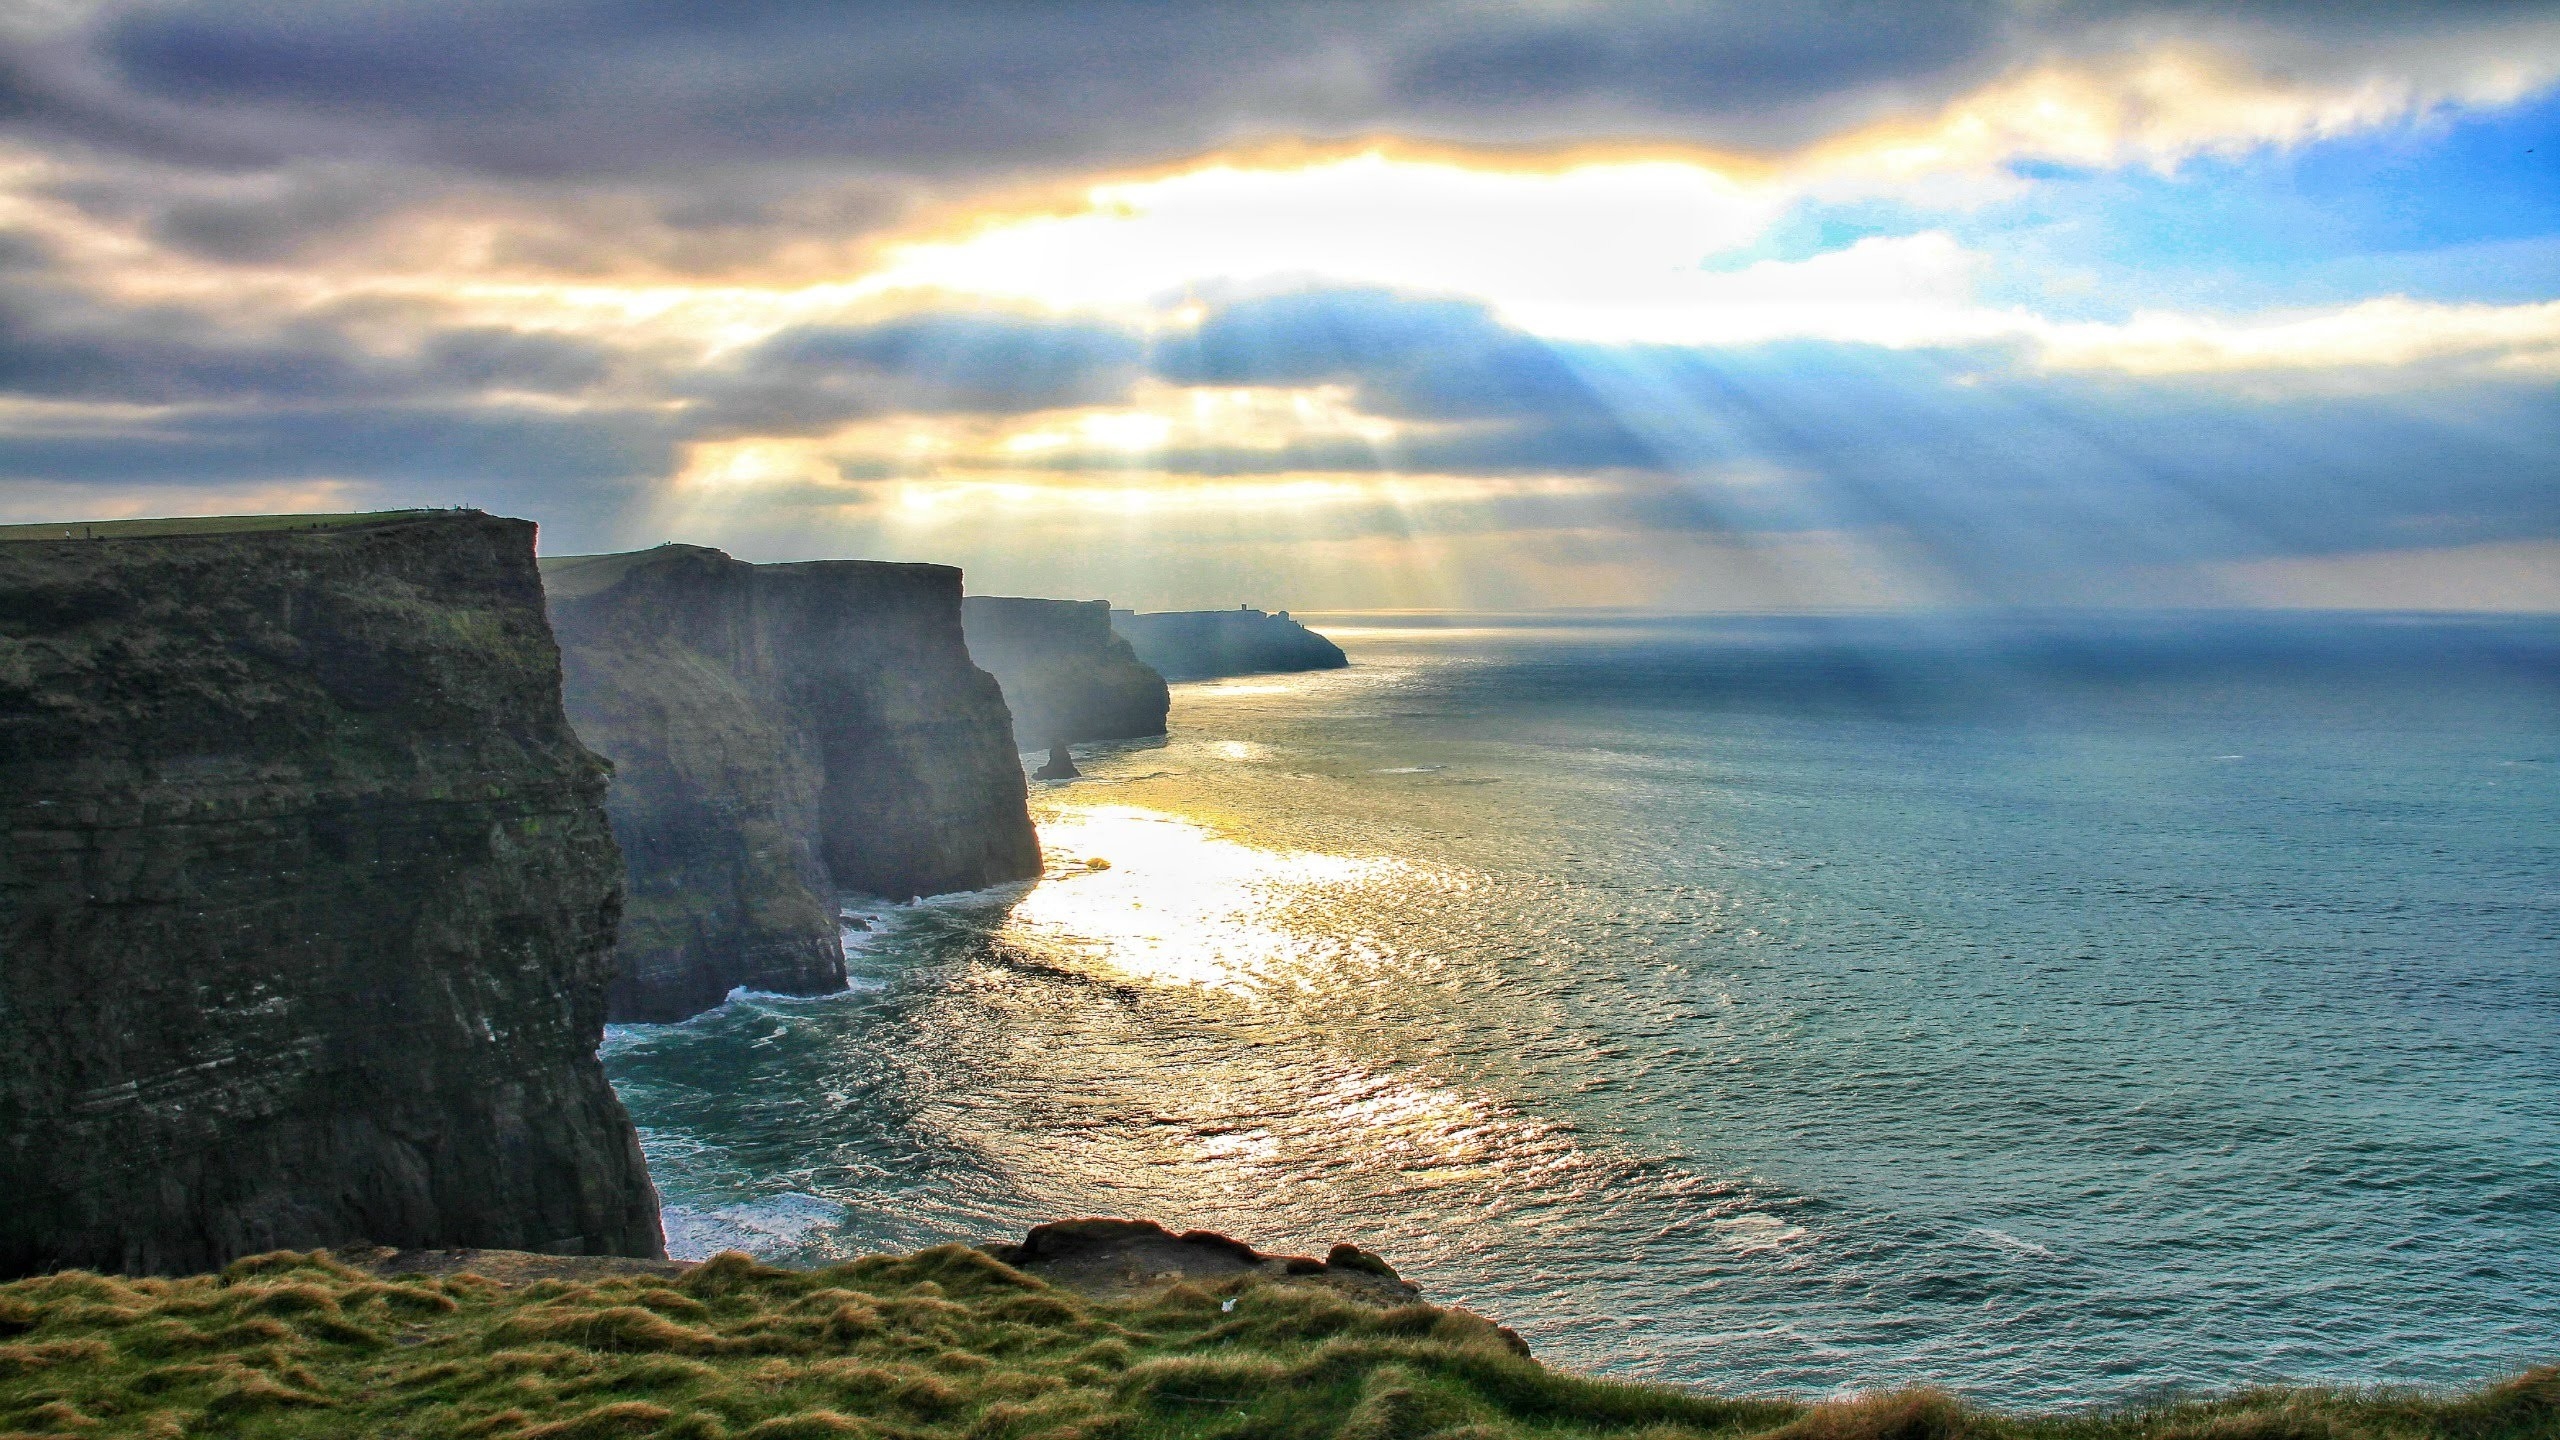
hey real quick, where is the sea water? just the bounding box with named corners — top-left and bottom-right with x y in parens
top-left (599, 613), bottom-right (2560, 1407)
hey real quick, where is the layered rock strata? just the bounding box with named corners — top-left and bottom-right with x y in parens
top-left (1111, 607), bottom-right (1348, 681)
top-left (961, 596), bottom-right (1169, 748)
top-left (543, 546), bottom-right (1039, 1023)
top-left (0, 509), bottom-right (664, 1279)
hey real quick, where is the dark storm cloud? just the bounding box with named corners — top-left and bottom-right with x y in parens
top-left (682, 314), bottom-right (1147, 435)
top-left (0, 1), bottom-right (2533, 182)
top-left (0, 403), bottom-right (675, 505)
top-left (0, 269), bottom-right (616, 405)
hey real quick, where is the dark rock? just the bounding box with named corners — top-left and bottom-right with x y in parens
top-left (1110, 606), bottom-right (1347, 681)
top-left (543, 545), bottom-right (1039, 1023)
top-left (1033, 740), bottom-right (1080, 780)
top-left (962, 596), bottom-right (1169, 746)
top-left (1326, 1242), bottom-right (1401, 1280)
top-left (979, 1216), bottom-right (1422, 1305)
top-left (0, 509), bottom-right (664, 1279)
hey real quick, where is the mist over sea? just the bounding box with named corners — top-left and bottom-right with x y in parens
top-left (602, 612), bottom-right (2560, 1407)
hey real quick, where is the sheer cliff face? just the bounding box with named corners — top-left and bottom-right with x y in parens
top-left (542, 547), bottom-right (844, 1025)
top-left (544, 549), bottom-right (1039, 1023)
top-left (962, 596), bottom-right (1170, 749)
top-left (757, 562), bottom-right (1042, 901)
top-left (0, 511), bottom-right (664, 1279)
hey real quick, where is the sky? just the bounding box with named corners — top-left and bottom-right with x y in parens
top-left (0, 1), bottom-right (2555, 611)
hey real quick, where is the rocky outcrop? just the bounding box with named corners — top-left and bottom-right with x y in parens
top-left (1111, 607), bottom-right (1348, 681)
top-left (980, 1217), bottom-right (1428, 1307)
top-left (961, 596), bottom-right (1168, 748)
top-left (543, 546), bottom-right (1039, 1023)
top-left (0, 509), bottom-right (664, 1279)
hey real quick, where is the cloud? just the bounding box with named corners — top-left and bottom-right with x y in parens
top-left (2210, 539), bottom-right (2560, 611)
top-left (1156, 288), bottom-right (1605, 422)
top-left (849, 158), bottom-right (2560, 373)
top-left (0, 4), bottom-right (2552, 607)
top-left (681, 314), bottom-right (1146, 435)
top-left (0, 261), bottom-right (619, 404)
top-left (12, 1), bottom-right (2543, 183)
top-left (1799, 29), bottom-right (2560, 184)
top-left (2035, 297), bottom-right (2560, 375)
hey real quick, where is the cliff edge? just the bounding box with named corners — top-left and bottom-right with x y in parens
top-left (1111, 607), bottom-right (1348, 681)
top-left (544, 547), bottom-right (1039, 1023)
top-left (0, 509), bottom-right (663, 1278)
top-left (962, 596), bottom-right (1169, 749)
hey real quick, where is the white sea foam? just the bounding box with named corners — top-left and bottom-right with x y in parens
top-left (1972, 1227), bottom-right (2061, 1260)
top-left (661, 1192), bottom-right (846, 1261)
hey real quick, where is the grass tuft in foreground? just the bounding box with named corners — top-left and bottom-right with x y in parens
top-left (0, 1247), bottom-right (2549, 1440)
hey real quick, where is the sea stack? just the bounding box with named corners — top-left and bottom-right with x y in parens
top-left (544, 546), bottom-right (1040, 1023)
top-left (962, 595), bottom-right (1170, 748)
top-left (0, 510), bottom-right (663, 1278)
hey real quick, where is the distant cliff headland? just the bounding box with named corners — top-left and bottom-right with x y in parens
top-left (1112, 606), bottom-right (1348, 681)
top-left (543, 544), bottom-right (1039, 1023)
top-left (0, 511), bottom-right (662, 1278)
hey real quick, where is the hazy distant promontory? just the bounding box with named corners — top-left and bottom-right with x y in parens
top-left (1111, 607), bottom-right (1348, 681)
top-left (962, 595), bottom-right (1169, 749)
top-left (544, 544), bottom-right (1040, 1023)
top-left (0, 510), bottom-right (662, 1277)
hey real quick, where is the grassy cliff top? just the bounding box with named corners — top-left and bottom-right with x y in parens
top-left (538, 545), bottom-right (736, 601)
top-left (0, 1246), bottom-right (2550, 1440)
top-left (0, 510), bottom-right (450, 543)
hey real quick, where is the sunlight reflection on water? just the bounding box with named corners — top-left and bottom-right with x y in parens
top-left (1007, 805), bottom-right (1407, 993)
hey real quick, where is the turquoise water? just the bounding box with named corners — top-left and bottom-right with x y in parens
top-left (601, 613), bottom-right (2560, 1407)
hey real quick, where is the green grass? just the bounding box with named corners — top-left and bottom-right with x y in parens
top-left (0, 1248), bottom-right (2549, 1440)
top-left (0, 510), bottom-right (446, 542)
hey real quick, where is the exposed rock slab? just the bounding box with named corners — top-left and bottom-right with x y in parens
top-left (0, 510), bottom-right (663, 1278)
top-left (962, 596), bottom-right (1169, 748)
top-left (544, 546), bottom-right (1040, 1023)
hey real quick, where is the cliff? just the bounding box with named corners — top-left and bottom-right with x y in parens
top-left (1111, 607), bottom-right (1348, 681)
top-left (961, 596), bottom-right (1169, 749)
top-left (539, 547), bottom-right (843, 1024)
top-left (543, 547), bottom-right (1039, 1023)
top-left (0, 509), bottom-right (663, 1279)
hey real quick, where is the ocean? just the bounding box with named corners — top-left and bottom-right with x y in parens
top-left (600, 612), bottom-right (2560, 1408)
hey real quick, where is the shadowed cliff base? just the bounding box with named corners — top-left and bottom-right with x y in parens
top-left (543, 545), bottom-right (1040, 1024)
top-left (0, 509), bottom-right (663, 1278)
top-left (0, 1235), bottom-right (2548, 1440)
top-left (962, 596), bottom-right (1169, 749)
top-left (1111, 607), bottom-right (1348, 681)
